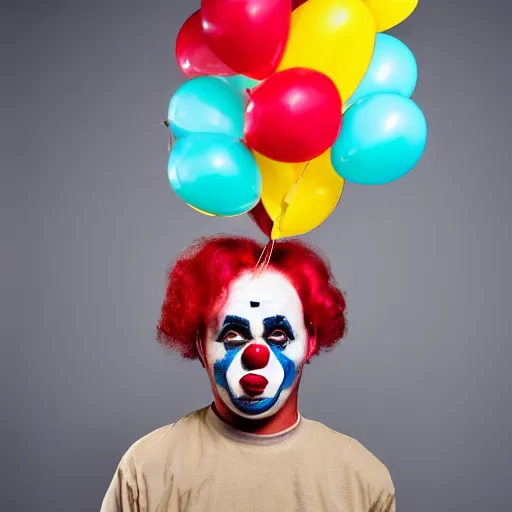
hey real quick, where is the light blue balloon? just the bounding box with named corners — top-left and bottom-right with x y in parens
top-left (331, 93), bottom-right (427, 185)
top-left (222, 75), bottom-right (260, 95)
top-left (347, 34), bottom-right (418, 108)
top-left (168, 76), bottom-right (245, 139)
top-left (168, 133), bottom-right (261, 216)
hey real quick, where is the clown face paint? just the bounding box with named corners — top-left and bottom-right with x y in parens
top-left (204, 270), bottom-right (309, 419)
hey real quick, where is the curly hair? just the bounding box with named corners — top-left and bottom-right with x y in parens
top-left (156, 235), bottom-right (347, 360)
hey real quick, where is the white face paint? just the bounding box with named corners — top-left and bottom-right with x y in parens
top-left (204, 269), bottom-right (309, 419)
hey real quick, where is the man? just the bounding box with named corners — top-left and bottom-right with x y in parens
top-left (101, 236), bottom-right (395, 511)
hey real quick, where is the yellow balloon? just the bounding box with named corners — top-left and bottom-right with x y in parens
top-left (363, 0), bottom-right (418, 32)
top-left (254, 150), bottom-right (344, 239)
top-left (187, 204), bottom-right (215, 216)
top-left (186, 203), bottom-right (246, 218)
top-left (278, 0), bottom-right (376, 102)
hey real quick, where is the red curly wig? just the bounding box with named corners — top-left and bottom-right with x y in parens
top-left (156, 235), bottom-right (347, 360)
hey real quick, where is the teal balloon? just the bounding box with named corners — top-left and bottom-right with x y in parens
top-left (168, 133), bottom-right (261, 216)
top-left (222, 75), bottom-right (260, 95)
top-left (168, 76), bottom-right (245, 139)
top-left (331, 93), bottom-right (427, 185)
top-left (346, 34), bottom-right (418, 108)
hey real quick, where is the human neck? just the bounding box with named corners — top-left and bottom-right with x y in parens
top-left (212, 389), bottom-right (300, 436)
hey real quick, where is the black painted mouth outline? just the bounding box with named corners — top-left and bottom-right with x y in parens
top-left (238, 396), bottom-right (266, 405)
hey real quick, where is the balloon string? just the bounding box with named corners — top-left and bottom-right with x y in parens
top-left (274, 160), bottom-right (311, 238)
top-left (162, 120), bottom-right (174, 152)
top-left (254, 239), bottom-right (275, 275)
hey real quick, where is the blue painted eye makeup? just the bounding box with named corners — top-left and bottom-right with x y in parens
top-left (215, 314), bottom-right (295, 347)
top-left (216, 315), bottom-right (253, 343)
top-left (262, 315), bottom-right (295, 345)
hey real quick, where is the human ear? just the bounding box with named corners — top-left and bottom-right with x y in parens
top-left (305, 326), bottom-right (318, 363)
top-left (195, 333), bottom-right (206, 368)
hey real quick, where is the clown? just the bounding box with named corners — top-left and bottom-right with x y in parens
top-left (101, 236), bottom-right (395, 512)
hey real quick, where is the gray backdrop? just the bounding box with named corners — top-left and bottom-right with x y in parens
top-left (2, 1), bottom-right (511, 511)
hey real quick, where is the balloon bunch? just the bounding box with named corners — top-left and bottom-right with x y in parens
top-left (167, 0), bottom-right (426, 239)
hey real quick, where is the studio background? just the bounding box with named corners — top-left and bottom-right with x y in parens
top-left (2, 1), bottom-right (511, 511)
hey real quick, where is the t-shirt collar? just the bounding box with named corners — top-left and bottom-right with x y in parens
top-left (205, 403), bottom-right (302, 446)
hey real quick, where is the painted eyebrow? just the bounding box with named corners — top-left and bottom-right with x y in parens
top-left (216, 315), bottom-right (253, 341)
top-left (262, 315), bottom-right (295, 340)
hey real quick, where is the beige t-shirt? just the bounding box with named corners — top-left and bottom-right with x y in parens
top-left (100, 405), bottom-right (395, 512)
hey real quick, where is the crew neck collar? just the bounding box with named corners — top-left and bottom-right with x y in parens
top-left (205, 404), bottom-right (302, 446)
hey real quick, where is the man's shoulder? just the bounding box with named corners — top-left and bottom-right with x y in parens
top-left (123, 406), bottom-right (208, 465)
top-left (301, 417), bottom-right (393, 488)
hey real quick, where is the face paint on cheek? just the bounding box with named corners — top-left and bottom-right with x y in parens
top-left (262, 314), bottom-right (299, 391)
top-left (270, 345), bottom-right (296, 390)
top-left (213, 345), bottom-right (243, 391)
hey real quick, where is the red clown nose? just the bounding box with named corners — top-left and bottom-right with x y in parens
top-left (241, 343), bottom-right (270, 370)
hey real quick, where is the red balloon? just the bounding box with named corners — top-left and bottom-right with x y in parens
top-left (244, 68), bottom-right (342, 163)
top-left (175, 10), bottom-right (235, 78)
top-left (248, 200), bottom-right (273, 238)
top-left (201, 0), bottom-right (291, 80)
top-left (292, 0), bottom-right (308, 8)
